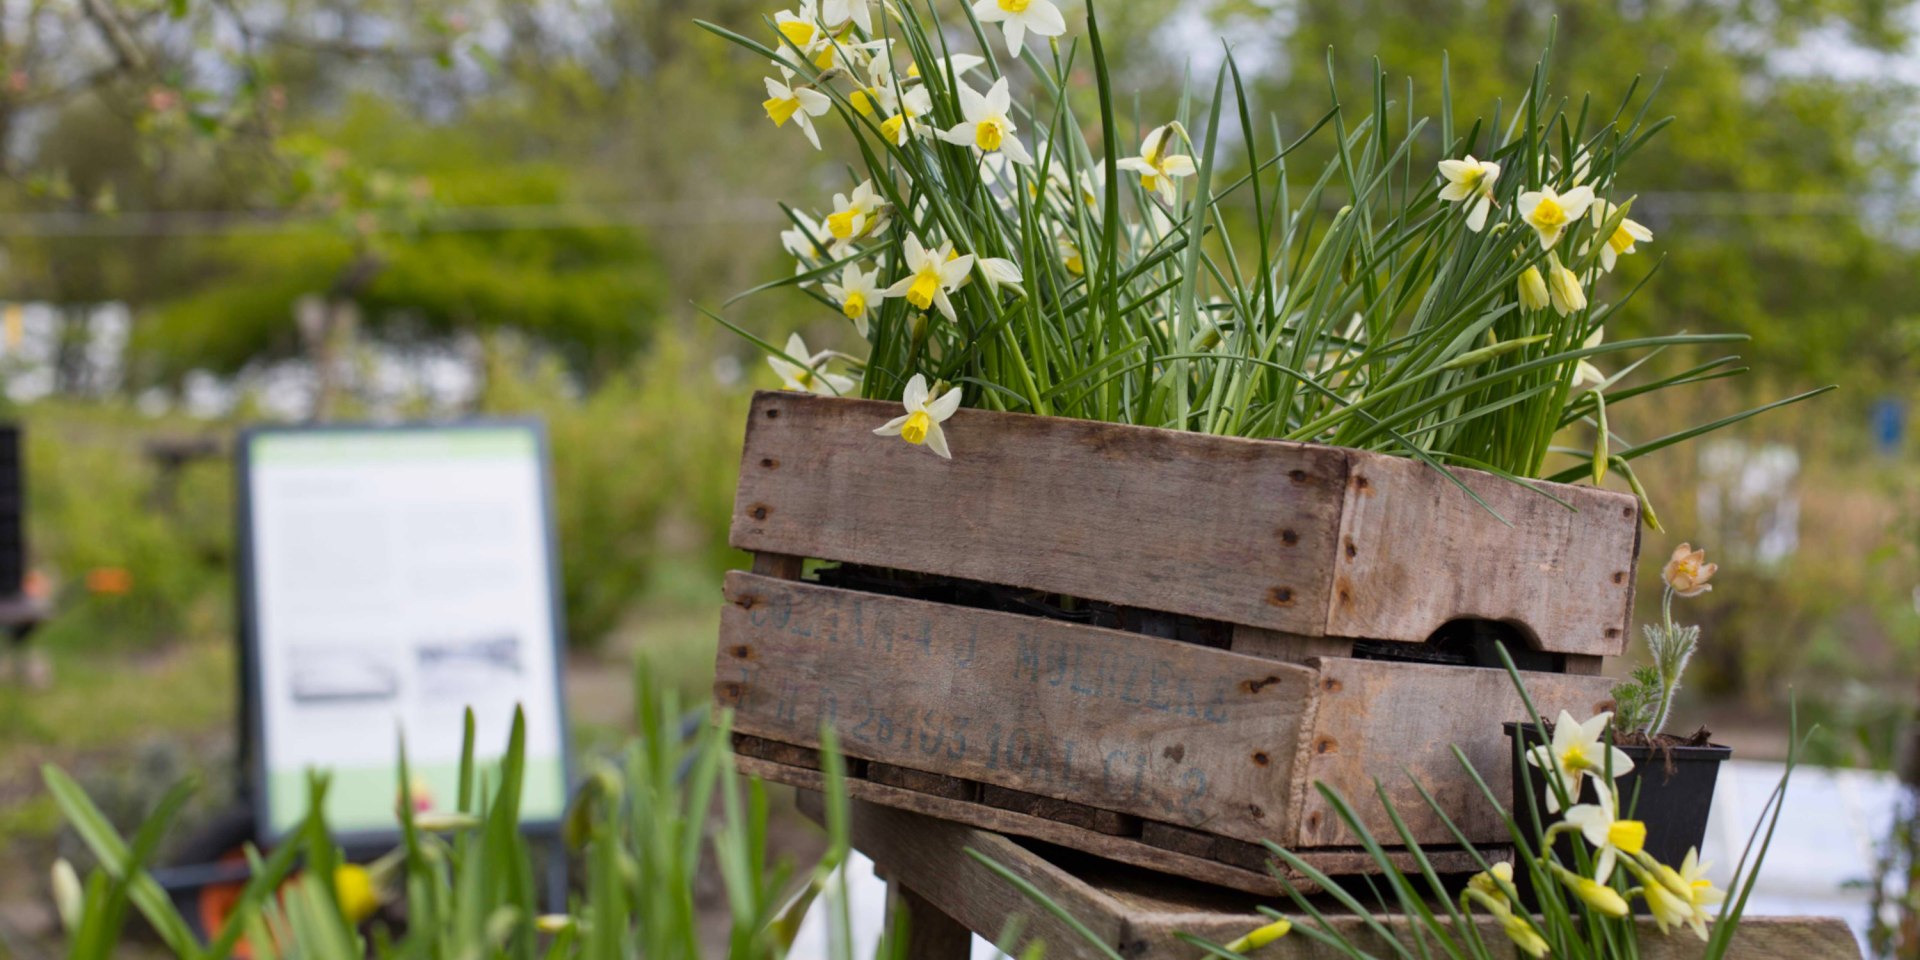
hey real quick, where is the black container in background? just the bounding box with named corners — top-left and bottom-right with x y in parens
top-left (0, 424), bottom-right (22, 596)
top-left (1504, 721), bottom-right (1732, 872)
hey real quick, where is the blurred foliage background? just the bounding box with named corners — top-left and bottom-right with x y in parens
top-left (0, 0), bottom-right (1915, 945)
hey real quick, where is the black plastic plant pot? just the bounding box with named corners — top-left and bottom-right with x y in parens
top-left (1503, 721), bottom-right (1733, 871)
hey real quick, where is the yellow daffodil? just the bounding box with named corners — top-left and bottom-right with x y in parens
top-left (1630, 848), bottom-right (1724, 941)
top-left (1524, 710), bottom-right (1634, 813)
top-left (826, 179), bottom-right (889, 244)
top-left (879, 85), bottom-right (932, 147)
top-left (1562, 786), bottom-right (1647, 882)
top-left (1587, 200), bottom-right (1653, 273)
top-left (939, 78), bottom-right (1032, 165)
top-left (1545, 252), bottom-right (1587, 317)
top-left (1662, 543), bottom-right (1717, 597)
top-left (823, 263), bottom-right (882, 336)
top-left (1550, 863), bottom-right (1630, 918)
top-left (1116, 123), bottom-right (1196, 205)
top-left (334, 864), bottom-right (381, 925)
top-left (821, 0), bottom-right (874, 33)
top-left (1437, 155), bottom-right (1500, 232)
top-left (978, 256), bottom-right (1024, 296)
top-left (1517, 265), bottom-right (1550, 311)
top-left (1467, 861), bottom-right (1516, 905)
top-left (882, 234), bottom-right (974, 321)
top-left (1058, 234), bottom-right (1085, 276)
top-left (768, 333), bottom-right (855, 396)
top-left (1517, 184), bottom-right (1596, 250)
top-left (1223, 917), bottom-right (1292, 953)
top-left (972, 0), bottom-right (1067, 57)
top-left (772, 3), bottom-right (838, 70)
top-left (873, 373), bottom-right (962, 458)
top-left (762, 67), bottom-right (832, 150)
top-left (1570, 325), bottom-right (1607, 388)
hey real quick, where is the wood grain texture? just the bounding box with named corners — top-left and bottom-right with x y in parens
top-left (1326, 452), bottom-right (1641, 655)
top-left (730, 391), bottom-right (1349, 636)
top-left (816, 796), bottom-right (1863, 960)
top-left (979, 784), bottom-right (1141, 836)
top-left (718, 572), bottom-right (1318, 844)
top-left (888, 883), bottom-right (972, 959)
top-left (1294, 657), bottom-right (1617, 847)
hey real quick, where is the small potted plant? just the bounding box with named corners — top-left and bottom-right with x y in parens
top-left (1508, 541), bottom-right (1734, 868)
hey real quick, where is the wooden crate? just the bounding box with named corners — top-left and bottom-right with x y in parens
top-left (716, 391), bottom-right (1636, 891)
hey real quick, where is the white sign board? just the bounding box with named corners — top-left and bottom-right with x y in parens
top-left (239, 424), bottom-right (570, 839)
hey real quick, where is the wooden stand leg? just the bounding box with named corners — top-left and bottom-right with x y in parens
top-left (887, 880), bottom-right (972, 960)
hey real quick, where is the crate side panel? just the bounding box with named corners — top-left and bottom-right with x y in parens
top-left (729, 391), bottom-right (1347, 635)
top-left (1295, 657), bottom-right (1616, 847)
top-left (1327, 452), bottom-right (1640, 654)
top-left (716, 572), bottom-right (1317, 845)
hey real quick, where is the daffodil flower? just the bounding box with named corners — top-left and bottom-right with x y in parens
top-left (1517, 265), bottom-right (1550, 311)
top-left (977, 256), bottom-right (1025, 296)
top-left (821, 0), bottom-right (873, 33)
top-left (1223, 917), bottom-right (1292, 953)
top-left (879, 85), bottom-right (933, 147)
top-left (1437, 155), bottom-right (1500, 232)
top-left (1466, 861), bottom-right (1515, 905)
top-left (772, 4), bottom-right (838, 70)
top-left (873, 373), bottom-right (961, 458)
top-left (826, 179), bottom-right (889, 245)
top-left (850, 47), bottom-right (901, 116)
top-left (1517, 184), bottom-right (1596, 250)
top-left (762, 67), bottom-right (832, 150)
top-left (1550, 862), bottom-right (1630, 918)
top-left (1629, 848), bottom-right (1724, 940)
top-left (1570, 325), bottom-right (1607, 388)
top-left (1524, 709), bottom-right (1634, 813)
top-left (907, 53), bottom-right (985, 81)
top-left (1116, 123), bottom-right (1196, 205)
top-left (334, 864), bottom-right (381, 925)
top-left (972, 0), bottom-right (1067, 58)
top-left (1057, 234), bottom-right (1085, 276)
top-left (1562, 786), bottom-right (1647, 881)
top-left (939, 78), bottom-right (1033, 165)
top-left (1461, 868), bottom-right (1546, 960)
top-left (1586, 199), bottom-right (1653, 273)
top-left (1545, 252), bottom-right (1587, 316)
top-left (883, 234), bottom-right (974, 321)
top-left (823, 263), bottom-right (882, 336)
top-left (768, 333), bottom-right (855, 395)
top-left (1662, 542), bottom-right (1717, 597)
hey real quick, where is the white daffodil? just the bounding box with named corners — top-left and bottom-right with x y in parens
top-left (879, 85), bottom-right (932, 147)
top-left (1437, 155), bottom-right (1500, 232)
top-left (772, 4), bottom-right (837, 70)
top-left (873, 373), bottom-right (962, 458)
top-left (1586, 199), bottom-right (1653, 273)
top-left (767, 333), bottom-right (854, 396)
top-left (1057, 234), bottom-right (1085, 276)
top-left (1517, 265), bottom-right (1550, 311)
top-left (1517, 184), bottom-right (1595, 250)
top-left (821, 0), bottom-right (873, 33)
top-left (1570, 325), bottom-right (1607, 388)
top-left (823, 263), bottom-right (882, 336)
top-left (938, 78), bottom-right (1032, 165)
top-left (978, 256), bottom-right (1024, 296)
top-left (907, 53), bottom-right (985, 81)
top-left (849, 46), bottom-right (902, 117)
top-left (883, 234), bottom-right (974, 321)
top-left (762, 67), bottom-right (832, 150)
top-left (780, 210), bottom-right (832, 276)
top-left (1630, 848), bottom-right (1724, 941)
top-left (1524, 709), bottom-right (1634, 813)
top-left (972, 0), bottom-right (1067, 58)
top-left (1116, 124), bottom-right (1196, 205)
top-left (1545, 252), bottom-right (1587, 317)
top-left (825, 179), bottom-right (889, 246)
top-left (1562, 787), bottom-right (1647, 882)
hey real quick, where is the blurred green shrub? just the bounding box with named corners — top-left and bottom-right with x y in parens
top-left (479, 328), bottom-right (749, 647)
top-left (23, 402), bottom-right (232, 651)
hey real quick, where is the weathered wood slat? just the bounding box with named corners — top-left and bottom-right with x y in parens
top-left (817, 796), bottom-right (1865, 960)
top-left (730, 391), bottom-right (1349, 637)
top-left (1294, 658), bottom-right (1617, 847)
top-left (979, 784), bottom-right (1141, 836)
top-left (718, 572), bottom-right (1319, 845)
top-left (1326, 453), bottom-right (1640, 656)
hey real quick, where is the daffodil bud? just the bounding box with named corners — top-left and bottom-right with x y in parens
top-left (1517, 266), bottom-right (1550, 311)
top-left (1550, 863), bottom-right (1630, 918)
top-left (50, 860), bottom-right (82, 933)
top-left (1224, 917), bottom-right (1292, 952)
